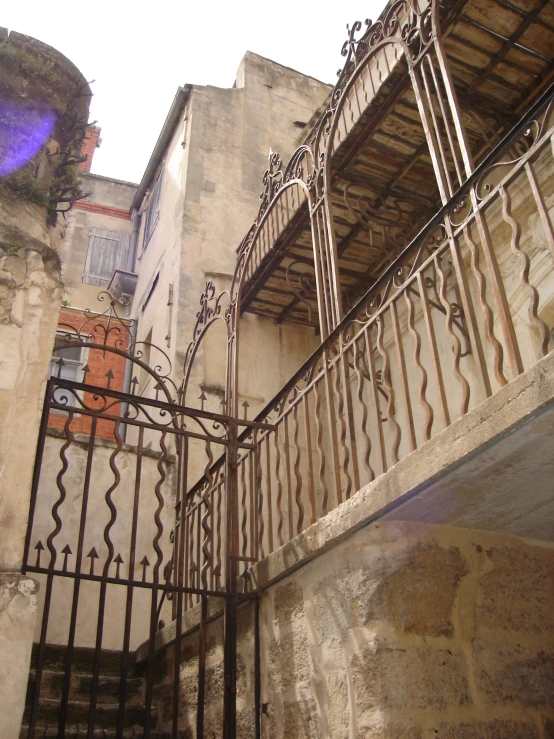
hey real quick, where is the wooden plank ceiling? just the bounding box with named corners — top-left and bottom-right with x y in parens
top-left (241, 0), bottom-right (554, 328)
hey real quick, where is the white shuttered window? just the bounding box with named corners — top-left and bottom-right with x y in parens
top-left (83, 228), bottom-right (131, 286)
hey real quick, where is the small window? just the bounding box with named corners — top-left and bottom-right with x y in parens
top-left (83, 228), bottom-right (131, 286)
top-left (49, 332), bottom-right (88, 405)
top-left (142, 170), bottom-right (164, 250)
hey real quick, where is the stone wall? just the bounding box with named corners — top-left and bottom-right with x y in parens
top-left (154, 522), bottom-right (554, 738)
top-left (0, 28), bottom-right (92, 737)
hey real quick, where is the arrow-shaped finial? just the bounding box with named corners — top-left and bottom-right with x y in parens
top-left (87, 547), bottom-right (99, 575)
top-left (57, 357), bottom-right (66, 378)
top-left (130, 376), bottom-right (139, 395)
top-left (34, 540), bottom-right (44, 568)
top-left (81, 363), bottom-right (90, 383)
top-left (154, 382), bottom-right (163, 401)
top-left (61, 544), bottom-right (72, 572)
top-left (199, 392), bottom-right (207, 411)
top-left (105, 368), bottom-right (115, 389)
top-left (140, 555), bottom-right (150, 583)
top-left (242, 400), bottom-right (250, 420)
top-left (113, 553), bottom-right (124, 579)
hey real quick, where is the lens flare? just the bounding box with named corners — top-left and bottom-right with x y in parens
top-left (0, 99), bottom-right (56, 177)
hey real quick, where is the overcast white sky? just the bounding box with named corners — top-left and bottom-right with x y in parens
top-left (3, 0), bottom-right (385, 184)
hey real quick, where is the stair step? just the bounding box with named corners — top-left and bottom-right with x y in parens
top-left (28, 670), bottom-right (144, 705)
top-left (20, 729), bottom-right (177, 739)
top-left (22, 698), bottom-right (155, 731)
top-left (31, 645), bottom-right (126, 677)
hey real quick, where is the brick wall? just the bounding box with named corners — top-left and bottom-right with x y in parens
top-left (78, 125), bottom-right (101, 173)
top-left (48, 309), bottom-right (129, 440)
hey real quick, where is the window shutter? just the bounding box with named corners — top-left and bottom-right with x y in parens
top-left (143, 170), bottom-right (164, 250)
top-left (83, 228), bottom-right (131, 286)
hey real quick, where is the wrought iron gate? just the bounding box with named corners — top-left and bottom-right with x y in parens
top-left (21, 301), bottom-right (263, 738)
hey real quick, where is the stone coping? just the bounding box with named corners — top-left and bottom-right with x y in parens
top-left (135, 351), bottom-right (554, 660)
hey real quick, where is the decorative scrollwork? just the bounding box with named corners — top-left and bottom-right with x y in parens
top-left (182, 280), bottom-right (231, 405)
top-left (56, 291), bottom-right (179, 403)
top-left (285, 260), bottom-right (317, 321)
top-left (259, 149), bottom-right (284, 219)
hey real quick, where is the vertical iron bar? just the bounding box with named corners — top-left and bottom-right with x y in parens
top-left (223, 420), bottom-right (239, 739)
top-left (22, 380), bottom-right (53, 572)
top-left (390, 299), bottom-right (417, 452)
top-left (173, 434), bottom-right (189, 738)
top-left (254, 595), bottom-right (261, 739)
top-left (117, 426), bottom-right (144, 737)
top-left (302, 394), bottom-right (316, 525)
top-left (446, 223), bottom-right (492, 400)
top-left (58, 414), bottom-right (98, 738)
top-left (196, 594), bottom-right (207, 739)
top-left (417, 271), bottom-right (451, 429)
top-left (283, 415), bottom-right (294, 541)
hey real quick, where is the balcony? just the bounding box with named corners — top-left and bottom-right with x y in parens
top-left (182, 84), bottom-right (554, 600)
top-left (239, 0), bottom-right (554, 331)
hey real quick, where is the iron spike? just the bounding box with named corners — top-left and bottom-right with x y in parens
top-left (61, 544), bottom-right (72, 572)
top-left (130, 376), bottom-right (139, 395)
top-left (87, 547), bottom-right (99, 575)
top-left (113, 553), bottom-right (124, 579)
top-left (81, 363), bottom-right (90, 383)
top-left (199, 391), bottom-right (207, 411)
top-left (105, 368), bottom-right (115, 389)
top-left (140, 555), bottom-right (150, 582)
top-left (34, 540), bottom-right (44, 568)
top-left (242, 399), bottom-right (250, 420)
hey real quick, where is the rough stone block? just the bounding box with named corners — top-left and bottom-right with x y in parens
top-left (361, 543), bottom-right (466, 637)
top-left (427, 719), bottom-right (540, 738)
top-left (311, 571), bottom-right (360, 644)
top-left (272, 579), bottom-right (305, 625)
top-left (358, 720), bottom-right (422, 738)
top-left (473, 639), bottom-right (554, 707)
top-left (236, 707), bottom-right (255, 737)
top-left (326, 670), bottom-right (350, 738)
top-left (351, 642), bottom-right (470, 712)
top-left (0, 574), bottom-right (39, 739)
top-left (283, 699), bottom-right (319, 738)
top-left (269, 628), bottom-right (312, 691)
top-left (477, 545), bottom-right (554, 634)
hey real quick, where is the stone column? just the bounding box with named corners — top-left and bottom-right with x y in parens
top-left (0, 29), bottom-right (91, 738)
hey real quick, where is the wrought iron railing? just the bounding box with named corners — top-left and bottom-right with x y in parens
top-left (182, 87), bottom-right (554, 593)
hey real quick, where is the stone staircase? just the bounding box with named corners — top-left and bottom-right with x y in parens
top-left (20, 644), bottom-right (161, 738)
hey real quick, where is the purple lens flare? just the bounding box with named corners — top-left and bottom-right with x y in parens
top-left (0, 98), bottom-right (56, 177)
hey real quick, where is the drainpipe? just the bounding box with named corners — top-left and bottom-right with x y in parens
top-left (127, 210), bottom-right (141, 272)
top-left (121, 316), bottom-right (138, 442)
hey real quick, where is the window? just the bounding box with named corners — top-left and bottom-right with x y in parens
top-left (83, 228), bottom-right (131, 286)
top-left (142, 170), bottom-right (164, 250)
top-left (49, 333), bottom-right (88, 405)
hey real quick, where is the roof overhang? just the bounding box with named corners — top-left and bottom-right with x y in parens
top-left (130, 84), bottom-right (192, 213)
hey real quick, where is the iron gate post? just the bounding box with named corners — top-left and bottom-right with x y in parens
top-left (223, 419), bottom-right (239, 739)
